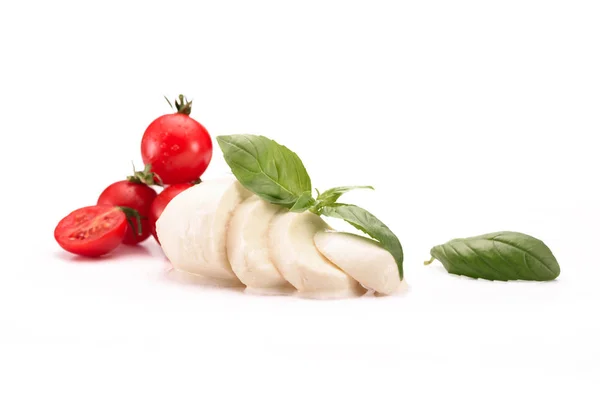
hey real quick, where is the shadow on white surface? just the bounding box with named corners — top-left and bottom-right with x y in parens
top-left (373, 279), bottom-right (410, 297)
top-left (424, 260), bottom-right (563, 285)
top-left (161, 266), bottom-right (411, 300)
top-left (53, 244), bottom-right (153, 263)
top-left (163, 267), bottom-right (246, 293)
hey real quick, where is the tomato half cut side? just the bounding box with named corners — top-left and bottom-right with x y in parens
top-left (54, 205), bottom-right (128, 257)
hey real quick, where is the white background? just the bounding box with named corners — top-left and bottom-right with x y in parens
top-left (1, 1), bottom-right (599, 399)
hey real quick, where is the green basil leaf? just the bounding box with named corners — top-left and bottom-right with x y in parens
top-left (217, 135), bottom-right (312, 208)
top-left (289, 191), bottom-right (316, 212)
top-left (426, 231), bottom-right (560, 281)
top-left (319, 204), bottom-right (404, 280)
top-left (316, 185), bottom-right (374, 206)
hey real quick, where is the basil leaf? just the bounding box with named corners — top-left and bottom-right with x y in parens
top-left (316, 186), bottom-right (374, 206)
top-left (217, 135), bottom-right (312, 208)
top-left (319, 204), bottom-right (404, 280)
top-left (426, 231), bottom-right (560, 281)
top-left (289, 191), bottom-right (316, 212)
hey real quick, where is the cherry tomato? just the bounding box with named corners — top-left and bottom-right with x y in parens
top-left (141, 95), bottom-right (212, 185)
top-left (97, 181), bottom-right (157, 245)
top-left (149, 183), bottom-right (195, 243)
top-left (54, 206), bottom-right (127, 257)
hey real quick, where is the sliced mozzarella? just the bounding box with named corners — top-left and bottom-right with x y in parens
top-left (314, 231), bottom-right (403, 295)
top-left (269, 211), bottom-right (364, 298)
top-left (227, 196), bottom-right (294, 294)
top-left (156, 177), bottom-right (251, 282)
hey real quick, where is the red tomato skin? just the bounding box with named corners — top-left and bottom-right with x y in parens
top-left (149, 183), bottom-right (194, 243)
top-left (97, 181), bottom-right (157, 245)
top-left (54, 206), bottom-right (127, 257)
top-left (141, 113), bottom-right (212, 185)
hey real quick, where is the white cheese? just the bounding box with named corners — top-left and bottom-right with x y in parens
top-left (156, 177), bottom-right (251, 283)
top-left (314, 231), bottom-right (403, 295)
top-left (227, 196), bottom-right (294, 294)
top-left (269, 211), bottom-right (364, 298)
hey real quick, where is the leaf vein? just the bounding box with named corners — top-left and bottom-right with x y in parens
top-left (491, 238), bottom-right (556, 277)
top-left (223, 138), bottom-right (297, 199)
top-left (491, 241), bottom-right (528, 280)
top-left (445, 243), bottom-right (483, 279)
top-left (462, 242), bottom-right (508, 281)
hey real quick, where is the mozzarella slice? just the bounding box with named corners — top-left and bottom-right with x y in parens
top-left (227, 196), bottom-right (294, 294)
top-left (314, 231), bottom-right (403, 295)
top-left (269, 211), bottom-right (364, 298)
top-left (156, 177), bottom-right (251, 282)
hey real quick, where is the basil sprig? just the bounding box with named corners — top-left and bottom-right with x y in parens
top-left (315, 185), bottom-right (374, 206)
top-left (217, 134), bottom-right (404, 279)
top-left (425, 231), bottom-right (560, 281)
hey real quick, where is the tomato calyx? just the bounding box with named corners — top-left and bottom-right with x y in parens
top-left (127, 163), bottom-right (163, 186)
top-left (164, 94), bottom-right (193, 116)
top-left (117, 206), bottom-right (144, 237)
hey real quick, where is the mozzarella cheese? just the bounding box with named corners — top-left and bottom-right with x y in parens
top-left (314, 231), bottom-right (403, 295)
top-left (156, 177), bottom-right (251, 282)
top-left (269, 211), bottom-right (365, 298)
top-left (156, 177), bottom-right (402, 299)
top-left (227, 196), bottom-right (294, 294)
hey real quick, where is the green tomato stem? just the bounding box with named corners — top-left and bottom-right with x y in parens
top-left (118, 206), bottom-right (143, 236)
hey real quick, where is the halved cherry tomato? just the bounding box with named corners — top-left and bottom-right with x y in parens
top-left (54, 206), bottom-right (127, 257)
top-left (149, 183), bottom-right (195, 243)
